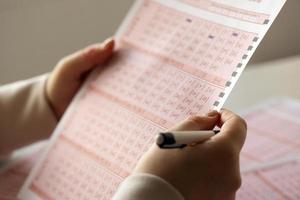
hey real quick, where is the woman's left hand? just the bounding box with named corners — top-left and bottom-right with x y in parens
top-left (46, 37), bottom-right (114, 119)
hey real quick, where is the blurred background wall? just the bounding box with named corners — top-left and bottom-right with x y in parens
top-left (0, 0), bottom-right (299, 84)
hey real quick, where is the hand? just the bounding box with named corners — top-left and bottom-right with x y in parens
top-left (134, 109), bottom-right (247, 200)
top-left (46, 38), bottom-right (115, 119)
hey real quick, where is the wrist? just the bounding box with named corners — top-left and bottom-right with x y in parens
top-left (114, 173), bottom-right (184, 200)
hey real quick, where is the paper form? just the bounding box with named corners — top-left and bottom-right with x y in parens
top-left (238, 160), bottom-right (300, 200)
top-left (18, 0), bottom-right (286, 199)
top-left (0, 142), bottom-right (45, 200)
top-left (237, 98), bottom-right (300, 200)
top-left (180, 0), bottom-right (276, 24)
top-left (240, 99), bottom-right (300, 171)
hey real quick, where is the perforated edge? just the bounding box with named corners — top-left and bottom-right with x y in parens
top-left (212, 35), bottom-right (259, 109)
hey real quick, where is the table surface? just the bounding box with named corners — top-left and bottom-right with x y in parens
top-left (225, 54), bottom-right (300, 112)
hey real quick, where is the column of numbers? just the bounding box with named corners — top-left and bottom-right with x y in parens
top-left (62, 92), bottom-right (162, 177)
top-left (93, 49), bottom-right (222, 125)
top-left (123, 0), bottom-right (257, 86)
top-left (32, 140), bottom-right (121, 200)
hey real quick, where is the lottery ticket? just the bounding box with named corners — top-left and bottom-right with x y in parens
top-left (19, 0), bottom-right (286, 199)
top-left (238, 98), bottom-right (300, 200)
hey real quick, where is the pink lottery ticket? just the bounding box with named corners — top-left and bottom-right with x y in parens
top-left (0, 143), bottom-right (45, 200)
top-left (238, 98), bottom-right (300, 200)
top-left (181, 0), bottom-right (270, 24)
top-left (18, 0), bottom-right (286, 199)
top-left (240, 99), bottom-right (300, 169)
top-left (237, 160), bottom-right (300, 200)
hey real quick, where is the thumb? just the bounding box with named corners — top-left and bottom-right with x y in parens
top-left (57, 37), bottom-right (115, 79)
top-left (213, 109), bottom-right (247, 151)
top-left (170, 111), bottom-right (220, 131)
top-left (46, 38), bottom-right (114, 119)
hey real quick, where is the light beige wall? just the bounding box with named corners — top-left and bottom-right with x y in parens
top-left (0, 0), bottom-right (299, 84)
top-left (252, 0), bottom-right (300, 63)
top-left (0, 0), bottom-right (134, 84)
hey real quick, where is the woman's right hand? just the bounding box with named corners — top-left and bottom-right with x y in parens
top-left (134, 109), bottom-right (247, 200)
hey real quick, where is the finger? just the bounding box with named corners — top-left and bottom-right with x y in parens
top-left (82, 38), bottom-right (115, 67)
top-left (58, 37), bottom-right (115, 79)
top-left (213, 109), bottom-right (247, 150)
top-left (170, 110), bottom-right (220, 131)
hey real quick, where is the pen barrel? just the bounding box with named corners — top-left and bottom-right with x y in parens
top-left (171, 131), bottom-right (215, 144)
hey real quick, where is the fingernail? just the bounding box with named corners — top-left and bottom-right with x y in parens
top-left (206, 110), bottom-right (219, 117)
top-left (102, 37), bottom-right (114, 48)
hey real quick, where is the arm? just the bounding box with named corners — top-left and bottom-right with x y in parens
top-left (0, 38), bottom-right (114, 158)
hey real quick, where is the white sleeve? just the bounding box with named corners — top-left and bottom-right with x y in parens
top-left (113, 173), bottom-right (185, 200)
top-left (0, 75), bottom-right (57, 158)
